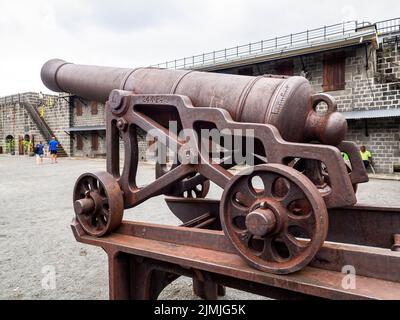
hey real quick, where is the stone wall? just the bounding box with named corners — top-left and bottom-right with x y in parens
top-left (69, 99), bottom-right (149, 160)
top-left (347, 118), bottom-right (400, 173)
top-left (0, 92), bottom-right (71, 156)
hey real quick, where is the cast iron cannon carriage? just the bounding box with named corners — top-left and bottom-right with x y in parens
top-left (41, 59), bottom-right (370, 276)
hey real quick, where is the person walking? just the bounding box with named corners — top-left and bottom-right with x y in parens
top-left (35, 141), bottom-right (45, 164)
top-left (38, 141), bottom-right (44, 164)
top-left (360, 146), bottom-right (373, 169)
top-left (49, 136), bottom-right (59, 164)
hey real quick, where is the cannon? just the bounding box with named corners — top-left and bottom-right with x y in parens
top-left (42, 59), bottom-right (369, 275)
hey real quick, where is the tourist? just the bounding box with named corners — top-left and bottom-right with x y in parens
top-left (35, 141), bottom-right (44, 164)
top-left (360, 146), bottom-right (373, 169)
top-left (49, 136), bottom-right (59, 164)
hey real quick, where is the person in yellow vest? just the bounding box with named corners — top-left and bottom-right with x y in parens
top-left (360, 146), bottom-right (373, 169)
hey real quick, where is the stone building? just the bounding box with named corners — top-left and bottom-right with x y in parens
top-left (1, 18), bottom-right (400, 173)
top-left (0, 92), bottom-right (71, 157)
top-left (154, 18), bottom-right (400, 173)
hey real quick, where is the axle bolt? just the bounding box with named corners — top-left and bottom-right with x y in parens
top-left (246, 208), bottom-right (276, 237)
top-left (116, 118), bottom-right (128, 131)
top-left (109, 89), bottom-right (130, 115)
top-left (74, 198), bottom-right (95, 215)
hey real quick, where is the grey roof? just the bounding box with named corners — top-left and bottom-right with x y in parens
top-left (64, 125), bottom-right (106, 132)
top-left (342, 108), bottom-right (400, 120)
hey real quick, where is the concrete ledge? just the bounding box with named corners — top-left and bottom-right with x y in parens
top-left (369, 173), bottom-right (400, 181)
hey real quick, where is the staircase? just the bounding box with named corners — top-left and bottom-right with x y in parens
top-left (22, 100), bottom-right (68, 157)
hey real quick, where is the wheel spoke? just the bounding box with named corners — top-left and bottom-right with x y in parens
top-left (90, 177), bottom-right (99, 190)
top-left (233, 179), bottom-right (257, 207)
top-left (81, 207), bottom-right (96, 219)
top-left (288, 213), bottom-right (315, 236)
top-left (258, 237), bottom-right (276, 262)
top-left (280, 234), bottom-right (307, 257)
top-left (230, 200), bottom-right (249, 218)
top-left (98, 184), bottom-right (106, 197)
top-left (235, 230), bottom-right (252, 245)
top-left (79, 181), bottom-right (90, 194)
top-left (96, 216), bottom-right (106, 228)
top-left (280, 182), bottom-right (304, 206)
top-left (259, 172), bottom-right (277, 197)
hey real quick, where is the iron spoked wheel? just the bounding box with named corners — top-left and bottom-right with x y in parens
top-left (220, 164), bottom-right (328, 274)
top-left (156, 161), bottom-right (210, 199)
top-left (177, 172), bottom-right (210, 198)
top-left (73, 171), bottom-right (124, 237)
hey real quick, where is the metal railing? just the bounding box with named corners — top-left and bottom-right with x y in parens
top-left (152, 18), bottom-right (400, 70)
top-left (376, 18), bottom-right (400, 35)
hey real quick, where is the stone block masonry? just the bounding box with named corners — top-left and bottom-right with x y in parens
top-left (0, 92), bottom-right (71, 156)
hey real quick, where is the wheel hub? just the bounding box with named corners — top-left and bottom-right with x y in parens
top-left (245, 208), bottom-right (276, 237)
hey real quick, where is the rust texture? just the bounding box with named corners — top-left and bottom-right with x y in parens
top-left (41, 59), bottom-right (400, 300)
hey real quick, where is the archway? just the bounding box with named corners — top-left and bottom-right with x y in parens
top-left (22, 134), bottom-right (33, 155)
top-left (5, 135), bottom-right (15, 154)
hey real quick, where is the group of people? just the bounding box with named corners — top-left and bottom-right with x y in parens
top-left (342, 145), bottom-right (373, 170)
top-left (33, 136), bottom-right (59, 165)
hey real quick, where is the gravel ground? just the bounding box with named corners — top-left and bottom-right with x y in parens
top-left (0, 155), bottom-right (399, 300)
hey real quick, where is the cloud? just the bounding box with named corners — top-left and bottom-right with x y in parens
top-left (52, 0), bottom-right (185, 33)
top-left (0, 0), bottom-right (399, 96)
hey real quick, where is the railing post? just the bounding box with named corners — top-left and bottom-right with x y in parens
top-left (174, 60), bottom-right (177, 69)
top-left (290, 34), bottom-right (292, 45)
top-left (249, 43), bottom-right (251, 54)
top-left (261, 40), bottom-right (264, 51)
top-left (203, 53), bottom-right (205, 64)
top-left (324, 26), bottom-right (326, 39)
top-left (225, 48), bottom-right (227, 59)
top-left (213, 51), bottom-right (215, 63)
top-left (236, 46), bottom-right (238, 56)
top-left (307, 30), bottom-right (309, 43)
top-left (275, 37), bottom-right (277, 48)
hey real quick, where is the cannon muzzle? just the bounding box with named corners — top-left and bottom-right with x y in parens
top-left (41, 59), bottom-right (347, 145)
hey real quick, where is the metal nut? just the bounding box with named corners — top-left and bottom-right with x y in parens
top-left (116, 118), bottom-right (128, 131)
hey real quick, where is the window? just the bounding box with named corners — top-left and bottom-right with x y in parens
top-left (76, 100), bottom-right (83, 116)
top-left (91, 101), bottom-right (98, 115)
top-left (323, 52), bottom-right (346, 91)
top-left (91, 132), bottom-right (99, 151)
top-left (275, 60), bottom-right (294, 76)
top-left (76, 135), bottom-right (83, 150)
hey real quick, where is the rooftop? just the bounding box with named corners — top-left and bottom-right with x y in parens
top-left (152, 17), bottom-right (400, 71)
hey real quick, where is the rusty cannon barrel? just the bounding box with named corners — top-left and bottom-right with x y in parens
top-left (41, 59), bottom-right (347, 145)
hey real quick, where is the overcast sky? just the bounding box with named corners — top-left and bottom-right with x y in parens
top-left (0, 0), bottom-right (399, 96)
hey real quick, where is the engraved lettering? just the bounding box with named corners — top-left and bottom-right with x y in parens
top-left (142, 96), bottom-right (168, 104)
